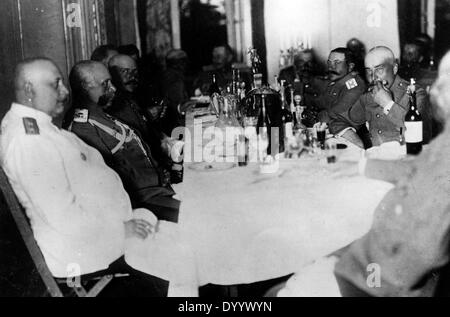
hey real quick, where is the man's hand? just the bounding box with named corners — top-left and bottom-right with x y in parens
top-left (124, 219), bottom-right (155, 240)
top-left (371, 81), bottom-right (393, 108)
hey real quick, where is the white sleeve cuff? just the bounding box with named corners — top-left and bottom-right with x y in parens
top-left (383, 101), bottom-right (395, 115)
top-left (337, 127), bottom-right (357, 138)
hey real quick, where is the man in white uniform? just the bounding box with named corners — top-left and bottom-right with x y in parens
top-left (0, 57), bottom-right (192, 296)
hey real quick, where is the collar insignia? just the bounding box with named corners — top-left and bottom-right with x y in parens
top-left (23, 117), bottom-right (40, 135)
top-left (73, 109), bottom-right (89, 123)
top-left (345, 78), bottom-right (358, 90)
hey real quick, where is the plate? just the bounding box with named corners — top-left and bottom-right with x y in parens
top-left (188, 162), bottom-right (236, 172)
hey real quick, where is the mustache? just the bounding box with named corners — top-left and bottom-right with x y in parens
top-left (125, 78), bottom-right (138, 86)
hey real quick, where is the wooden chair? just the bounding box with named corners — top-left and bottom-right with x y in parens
top-left (0, 167), bottom-right (123, 297)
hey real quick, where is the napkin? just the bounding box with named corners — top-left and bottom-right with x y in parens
top-left (366, 141), bottom-right (407, 160)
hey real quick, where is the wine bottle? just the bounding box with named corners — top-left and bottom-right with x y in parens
top-left (289, 88), bottom-right (296, 125)
top-left (249, 48), bottom-right (263, 89)
top-left (209, 74), bottom-right (221, 96)
top-left (280, 85), bottom-right (293, 140)
top-left (404, 79), bottom-right (423, 155)
top-left (258, 95), bottom-right (269, 161)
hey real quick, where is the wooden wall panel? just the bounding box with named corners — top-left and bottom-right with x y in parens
top-left (0, 0), bottom-right (22, 119)
top-left (19, 0), bottom-right (69, 77)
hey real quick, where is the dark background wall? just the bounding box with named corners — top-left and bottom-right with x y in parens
top-left (0, 0), bottom-right (68, 122)
top-left (0, 0), bottom-right (22, 121)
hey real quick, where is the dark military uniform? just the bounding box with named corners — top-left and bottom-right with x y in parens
top-left (334, 124), bottom-right (450, 296)
top-left (312, 72), bottom-right (367, 123)
top-left (70, 108), bottom-right (180, 223)
top-left (278, 66), bottom-right (325, 127)
top-left (107, 92), bottom-right (171, 167)
top-left (329, 75), bottom-right (432, 147)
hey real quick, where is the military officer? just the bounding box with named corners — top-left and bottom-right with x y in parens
top-left (313, 47), bottom-right (367, 124)
top-left (277, 51), bottom-right (450, 297)
top-left (68, 60), bottom-right (180, 223)
top-left (334, 51), bottom-right (450, 297)
top-left (107, 54), bottom-right (179, 171)
top-left (0, 57), bottom-right (173, 295)
top-left (329, 46), bottom-right (432, 148)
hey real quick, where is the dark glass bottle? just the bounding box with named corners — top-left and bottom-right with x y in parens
top-left (280, 85), bottom-right (293, 140)
top-left (209, 74), bottom-right (221, 96)
top-left (404, 79), bottom-right (423, 155)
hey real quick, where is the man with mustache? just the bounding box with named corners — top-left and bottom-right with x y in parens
top-left (276, 51), bottom-right (450, 297)
top-left (68, 60), bottom-right (180, 223)
top-left (107, 54), bottom-right (181, 171)
top-left (329, 46), bottom-right (432, 148)
top-left (0, 58), bottom-right (170, 296)
top-left (313, 47), bottom-right (367, 124)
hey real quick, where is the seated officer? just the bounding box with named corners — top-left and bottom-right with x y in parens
top-left (329, 46), bottom-right (432, 148)
top-left (0, 57), bottom-right (169, 296)
top-left (398, 42), bottom-right (437, 91)
top-left (107, 54), bottom-right (180, 168)
top-left (193, 44), bottom-right (235, 95)
top-left (314, 47), bottom-right (367, 124)
top-left (68, 60), bottom-right (180, 223)
top-left (279, 49), bottom-right (325, 127)
top-left (277, 51), bottom-right (450, 297)
top-left (279, 49), bottom-right (322, 88)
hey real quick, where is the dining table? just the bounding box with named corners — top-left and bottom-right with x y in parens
top-left (172, 107), bottom-right (394, 287)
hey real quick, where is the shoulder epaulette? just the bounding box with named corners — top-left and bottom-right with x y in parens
top-left (22, 117), bottom-right (40, 135)
top-left (73, 109), bottom-right (89, 123)
top-left (345, 78), bottom-right (359, 90)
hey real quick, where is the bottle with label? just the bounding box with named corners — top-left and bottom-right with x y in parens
top-left (404, 78), bottom-right (423, 155)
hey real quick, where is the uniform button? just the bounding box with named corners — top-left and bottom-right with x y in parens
top-left (376, 114), bottom-right (381, 118)
top-left (378, 130), bottom-right (382, 134)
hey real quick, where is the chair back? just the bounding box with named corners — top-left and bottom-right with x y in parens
top-left (0, 167), bottom-right (63, 297)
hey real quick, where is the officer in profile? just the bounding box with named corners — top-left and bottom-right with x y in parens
top-left (68, 60), bottom-right (180, 223)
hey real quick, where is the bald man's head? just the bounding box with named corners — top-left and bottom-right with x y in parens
top-left (430, 52), bottom-right (450, 122)
top-left (108, 54), bottom-right (139, 93)
top-left (364, 46), bottom-right (398, 87)
top-left (70, 60), bottom-right (116, 109)
top-left (14, 58), bottom-right (69, 118)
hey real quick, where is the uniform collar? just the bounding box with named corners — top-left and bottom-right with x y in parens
top-left (11, 103), bottom-right (54, 126)
top-left (329, 72), bottom-right (354, 86)
top-left (391, 75), bottom-right (408, 90)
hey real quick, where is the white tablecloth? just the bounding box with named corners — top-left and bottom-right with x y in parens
top-left (173, 113), bottom-right (393, 286)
